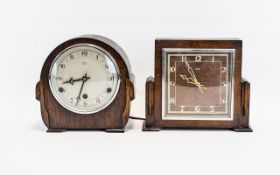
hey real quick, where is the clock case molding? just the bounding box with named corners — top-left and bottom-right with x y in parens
top-left (36, 35), bottom-right (135, 132)
top-left (143, 39), bottom-right (252, 132)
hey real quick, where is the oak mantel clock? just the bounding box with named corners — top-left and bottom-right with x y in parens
top-left (36, 35), bottom-right (134, 132)
top-left (144, 39), bottom-right (252, 132)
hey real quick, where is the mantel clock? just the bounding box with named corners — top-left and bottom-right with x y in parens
top-left (36, 35), bottom-right (134, 132)
top-left (144, 39), bottom-right (252, 132)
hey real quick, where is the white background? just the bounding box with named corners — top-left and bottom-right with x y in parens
top-left (0, 0), bottom-right (279, 174)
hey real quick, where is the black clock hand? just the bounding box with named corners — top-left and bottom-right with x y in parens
top-left (75, 74), bottom-right (89, 106)
top-left (63, 75), bottom-right (90, 85)
top-left (76, 80), bottom-right (85, 106)
top-left (62, 77), bottom-right (75, 85)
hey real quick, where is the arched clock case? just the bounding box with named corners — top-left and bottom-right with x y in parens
top-left (36, 35), bottom-right (135, 132)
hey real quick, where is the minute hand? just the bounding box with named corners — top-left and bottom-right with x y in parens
top-left (185, 61), bottom-right (198, 82)
top-left (76, 79), bottom-right (85, 106)
top-left (182, 61), bottom-right (207, 94)
top-left (75, 73), bottom-right (90, 106)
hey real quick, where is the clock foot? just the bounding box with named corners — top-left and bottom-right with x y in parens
top-left (233, 126), bottom-right (253, 132)
top-left (142, 122), bottom-right (161, 131)
top-left (47, 128), bottom-right (66, 132)
top-left (105, 128), bottom-right (125, 133)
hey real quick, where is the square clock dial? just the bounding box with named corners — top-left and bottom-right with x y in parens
top-left (163, 49), bottom-right (234, 120)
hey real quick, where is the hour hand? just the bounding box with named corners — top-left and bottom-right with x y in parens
top-left (62, 75), bottom-right (90, 85)
top-left (180, 74), bottom-right (207, 94)
top-left (62, 77), bottom-right (75, 85)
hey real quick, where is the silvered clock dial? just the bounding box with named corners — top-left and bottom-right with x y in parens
top-left (49, 44), bottom-right (120, 114)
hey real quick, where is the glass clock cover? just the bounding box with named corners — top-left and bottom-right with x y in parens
top-left (162, 48), bottom-right (235, 120)
top-left (49, 44), bottom-right (120, 114)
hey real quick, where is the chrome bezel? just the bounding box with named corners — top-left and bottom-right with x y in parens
top-left (162, 48), bottom-right (235, 120)
top-left (48, 43), bottom-right (121, 114)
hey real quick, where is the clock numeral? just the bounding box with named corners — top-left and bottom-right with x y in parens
top-left (182, 56), bottom-right (187, 62)
top-left (108, 76), bottom-right (114, 81)
top-left (195, 56), bottom-right (202, 62)
top-left (170, 66), bottom-right (176, 72)
top-left (170, 98), bottom-right (175, 104)
top-left (180, 106), bottom-right (185, 112)
top-left (97, 56), bottom-right (104, 62)
top-left (83, 102), bottom-right (87, 107)
top-left (60, 64), bottom-right (65, 69)
top-left (105, 64), bottom-right (109, 69)
top-left (81, 50), bottom-right (88, 56)
top-left (56, 76), bottom-right (62, 81)
top-left (210, 106), bottom-right (215, 112)
top-left (96, 98), bottom-right (100, 103)
top-left (221, 67), bottom-right (228, 73)
top-left (170, 81), bottom-right (175, 86)
top-left (195, 106), bottom-right (200, 112)
top-left (70, 54), bottom-right (74, 59)
top-left (70, 98), bottom-right (74, 103)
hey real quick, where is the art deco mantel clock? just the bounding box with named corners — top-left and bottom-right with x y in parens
top-left (36, 35), bottom-right (134, 132)
top-left (144, 39), bottom-right (252, 132)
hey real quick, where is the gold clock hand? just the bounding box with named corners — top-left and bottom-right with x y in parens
top-left (181, 60), bottom-right (207, 94)
top-left (180, 74), bottom-right (206, 94)
top-left (180, 75), bottom-right (203, 87)
top-left (185, 61), bottom-right (198, 82)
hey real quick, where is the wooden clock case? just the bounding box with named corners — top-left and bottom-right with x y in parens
top-left (36, 35), bottom-right (135, 133)
top-left (143, 39), bottom-right (252, 132)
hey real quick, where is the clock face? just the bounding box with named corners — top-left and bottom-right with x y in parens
top-left (49, 44), bottom-right (120, 114)
top-left (162, 48), bottom-right (235, 120)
